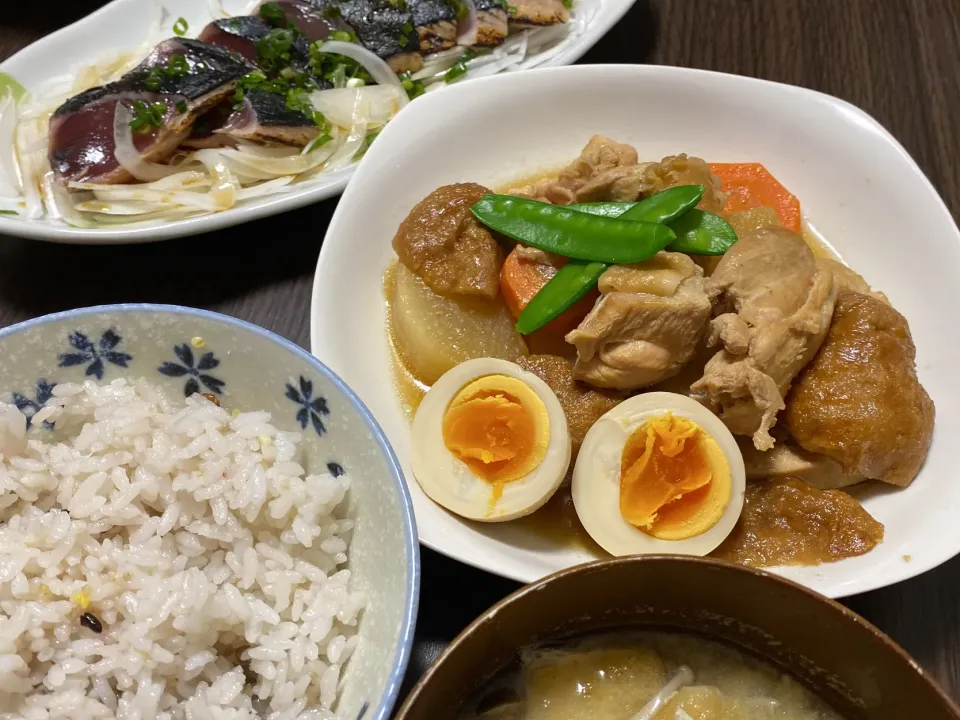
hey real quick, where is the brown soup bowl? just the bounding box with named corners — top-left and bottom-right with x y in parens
top-left (396, 556), bottom-right (960, 719)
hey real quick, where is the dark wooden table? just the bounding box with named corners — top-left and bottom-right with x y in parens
top-left (3, 0), bottom-right (960, 707)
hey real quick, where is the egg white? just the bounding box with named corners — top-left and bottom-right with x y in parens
top-left (411, 358), bottom-right (571, 522)
top-left (572, 392), bottom-right (746, 557)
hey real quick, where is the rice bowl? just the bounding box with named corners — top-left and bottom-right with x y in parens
top-left (0, 305), bottom-right (418, 720)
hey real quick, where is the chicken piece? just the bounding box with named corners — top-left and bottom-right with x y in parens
top-left (566, 253), bottom-right (712, 390)
top-left (392, 183), bottom-right (503, 299)
top-left (785, 292), bottom-right (934, 487)
top-left (508, 136), bottom-right (639, 205)
top-left (690, 227), bottom-right (836, 451)
top-left (573, 163), bottom-right (654, 203)
top-left (820, 258), bottom-right (890, 304)
top-left (641, 154), bottom-right (727, 214)
top-left (738, 435), bottom-right (863, 490)
top-left (517, 355), bottom-right (622, 459)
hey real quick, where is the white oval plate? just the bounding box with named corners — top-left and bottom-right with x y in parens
top-left (311, 64), bottom-right (960, 598)
top-left (0, 0), bottom-right (633, 244)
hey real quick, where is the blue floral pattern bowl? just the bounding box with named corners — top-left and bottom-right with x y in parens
top-left (0, 304), bottom-right (419, 720)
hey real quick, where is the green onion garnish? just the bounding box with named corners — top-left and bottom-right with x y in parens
top-left (329, 30), bottom-right (355, 42)
top-left (305, 133), bottom-right (333, 153)
top-left (444, 49), bottom-right (475, 83)
top-left (128, 100), bottom-right (167, 134)
top-left (259, 2), bottom-right (288, 27)
top-left (0, 209), bottom-right (18, 216)
top-left (167, 54), bottom-right (189, 78)
top-left (399, 72), bottom-right (424, 99)
top-left (175, 100), bottom-right (188, 113)
top-left (173, 17), bottom-right (189, 36)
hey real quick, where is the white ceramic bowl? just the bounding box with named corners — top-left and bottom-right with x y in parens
top-left (310, 64), bottom-right (960, 598)
top-left (0, 0), bottom-right (634, 244)
top-left (0, 304), bottom-right (419, 719)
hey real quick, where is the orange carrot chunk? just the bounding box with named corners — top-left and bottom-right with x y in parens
top-left (709, 163), bottom-right (802, 232)
top-left (499, 246), bottom-right (598, 337)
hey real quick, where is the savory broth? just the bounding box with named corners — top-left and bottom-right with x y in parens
top-left (459, 631), bottom-right (843, 720)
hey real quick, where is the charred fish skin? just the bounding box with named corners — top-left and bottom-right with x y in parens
top-left (217, 89), bottom-right (321, 146)
top-left (473, 0), bottom-right (508, 45)
top-left (330, 0), bottom-right (424, 71)
top-left (198, 16), bottom-right (276, 63)
top-left (408, 0), bottom-right (457, 53)
top-left (198, 16), bottom-right (316, 76)
top-left (261, 0), bottom-right (356, 40)
top-left (132, 38), bottom-right (255, 106)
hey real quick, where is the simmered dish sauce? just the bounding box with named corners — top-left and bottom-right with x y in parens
top-left (458, 631), bottom-right (843, 720)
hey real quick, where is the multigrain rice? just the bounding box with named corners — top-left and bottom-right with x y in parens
top-left (0, 379), bottom-right (364, 719)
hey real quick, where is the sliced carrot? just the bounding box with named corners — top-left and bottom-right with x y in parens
top-left (708, 163), bottom-right (802, 232)
top-left (500, 246), bottom-right (598, 337)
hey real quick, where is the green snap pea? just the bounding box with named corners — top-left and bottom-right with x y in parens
top-left (471, 195), bottom-right (676, 264)
top-left (515, 260), bottom-right (606, 335)
top-left (571, 185), bottom-right (704, 224)
top-left (667, 210), bottom-right (738, 255)
top-left (506, 186), bottom-right (709, 334)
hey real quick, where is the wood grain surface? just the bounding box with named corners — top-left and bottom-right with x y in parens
top-left (2, 0), bottom-right (959, 706)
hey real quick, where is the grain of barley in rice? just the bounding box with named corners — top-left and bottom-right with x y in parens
top-left (0, 378), bottom-right (363, 720)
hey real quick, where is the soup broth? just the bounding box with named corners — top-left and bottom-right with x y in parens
top-left (459, 632), bottom-right (843, 720)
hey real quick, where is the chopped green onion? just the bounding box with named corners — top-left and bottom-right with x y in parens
top-left (175, 100), bottom-right (188, 113)
top-left (399, 72), bottom-right (425, 99)
top-left (444, 49), bottom-right (475, 83)
top-left (167, 54), bottom-right (189, 78)
top-left (257, 28), bottom-right (296, 73)
top-left (507, 4), bottom-right (517, 14)
top-left (0, 209), bottom-right (18, 216)
top-left (173, 16), bottom-right (189, 36)
top-left (388, 0), bottom-right (407, 8)
top-left (359, 129), bottom-right (381, 155)
top-left (305, 133), bottom-right (333, 153)
top-left (128, 100), bottom-right (167, 134)
top-left (259, 2), bottom-right (289, 27)
top-left (561, 0), bottom-right (572, 7)
top-left (329, 30), bottom-right (355, 42)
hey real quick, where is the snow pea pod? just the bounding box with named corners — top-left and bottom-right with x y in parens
top-left (571, 184), bottom-right (704, 223)
top-left (516, 260), bottom-right (607, 335)
top-left (510, 187), bottom-right (707, 334)
top-left (470, 195), bottom-right (676, 264)
top-left (667, 209), bottom-right (739, 255)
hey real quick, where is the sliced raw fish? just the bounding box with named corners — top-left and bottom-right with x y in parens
top-left (473, 0), bottom-right (509, 45)
top-left (49, 38), bottom-right (253, 185)
top-left (216, 89), bottom-right (321, 146)
top-left (262, 0), bottom-right (355, 41)
top-left (408, 0), bottom-right (458, 53)
top-left (330, 0), bottom-right (425, 72)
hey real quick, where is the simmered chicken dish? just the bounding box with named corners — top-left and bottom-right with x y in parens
top-left (458, 632), bottom-right (842, 720)
top-left (384, 135), bottom-right (935, 567)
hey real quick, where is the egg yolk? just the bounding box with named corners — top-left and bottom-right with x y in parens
top-left (619, 413), bottom-right (731, 540)
top-left (442, 374), bottom-right (550, 503)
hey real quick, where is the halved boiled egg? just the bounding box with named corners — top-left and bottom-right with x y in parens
top-left (572, 392), bottom-right (745, 556)
top-left (411, 358), bottom-right (572, 521)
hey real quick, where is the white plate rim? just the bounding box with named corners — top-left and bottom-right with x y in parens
top-left (310, 63), bottom-right (960, 598)
top-left (0, 0), bottom-right (636, 245)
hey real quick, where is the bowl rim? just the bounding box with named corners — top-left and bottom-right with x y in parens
top-left (396, 555), bottom-right (960, 718)
top-left (0, 303), bottom-right (421, 720)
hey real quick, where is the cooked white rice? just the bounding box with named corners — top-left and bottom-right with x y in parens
top-left (0, 379), bottom-right (364, 720)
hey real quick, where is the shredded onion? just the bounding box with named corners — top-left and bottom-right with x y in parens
top-left (323, 124), bottom-right (367, 173)
top-left (0, 92), bottom-right (21, 196)
top-left (315, 41), bottom-right (407, 106)
top-left (631, 666), bottom-right (695, 720)
top-left (456, 0), bottom-right (480, 46)
top-left (311, 86), bottom-right (402, 129)
top-left (113, 103), bottom-right (183, 182)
